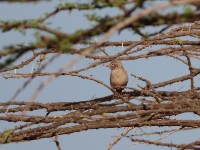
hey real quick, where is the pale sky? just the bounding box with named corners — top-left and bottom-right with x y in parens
top-left (0, 1), bottom-right (199, 150)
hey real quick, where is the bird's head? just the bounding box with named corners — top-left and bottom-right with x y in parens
top-left (107, 59), bottom-right (123, 70)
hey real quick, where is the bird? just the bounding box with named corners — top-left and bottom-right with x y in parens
top-left (107, 59), bottom-right (128, 93)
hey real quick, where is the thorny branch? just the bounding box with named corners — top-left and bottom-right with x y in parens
top-left (0, 0), bottom-right (200, 149)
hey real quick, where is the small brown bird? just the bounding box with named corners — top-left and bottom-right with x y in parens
top-left (107, 59), bottom-right (128, 93)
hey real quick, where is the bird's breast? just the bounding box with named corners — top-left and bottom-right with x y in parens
top-left (110, 69), bottom-right (128, 87)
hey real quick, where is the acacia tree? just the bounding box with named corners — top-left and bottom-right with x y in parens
top-left (0, 0), bottom-right (200, 149)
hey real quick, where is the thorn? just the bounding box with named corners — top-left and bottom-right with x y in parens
top-left (94, 37), bottom-right (98, 42)
top-left (5, 105), bottom-right (10, 114)
top-left (188, 23), bottom-right (192, 32)
top-left (31, 63), bottom-right (34, 73)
